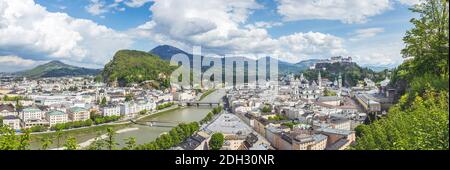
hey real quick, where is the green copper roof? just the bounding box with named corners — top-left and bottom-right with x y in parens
top-left (69, 107), bottom-right (87, 113)
top-left (47, 110), bottom-right (66, 116)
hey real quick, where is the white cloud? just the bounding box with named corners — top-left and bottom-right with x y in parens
top-left (276, 0), bottom-right (392, 24)
top-left (275, 32), bottom-right (347, 62)
top-left (0, 56), bottom-right (36, 66)
top-left (397, 0), bottom-right (423, 5)
top-left (124, 0), bottom-right (152, 8)
top-left (350, 27), bottom-right (385, 41)
top-left (85, 0), bottom-right (109, 16)
top-left (0, 0), bottom-right (133, 68)
top-left (132, 0), bottom-right (346, 63)
top-left (349, 39), bottom-right (405, 66)
top-left (0, 56), bottom-right (44, 72)
top-left (85, 0), bottom-right (130, 16)
top-left (245, 21), bottom-right (283, 29)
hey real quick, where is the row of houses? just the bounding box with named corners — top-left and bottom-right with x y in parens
top-left (1, 104), bottom-right (90, 130)
top-left (100, 100), bottom-right (157, 118)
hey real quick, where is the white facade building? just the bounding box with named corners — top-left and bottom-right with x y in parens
top-left (68, 107), bottom-right (90, 121)
top-left (2, 115), bottom-right (21, 130)
top-left (46, 110), bottom-right (69, 126)
top-left (101, 105), bottom-right (121, 117)
top-left (20, 107), bottom-right (44, 121)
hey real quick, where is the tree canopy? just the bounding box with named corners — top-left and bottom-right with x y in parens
top-left (353, 0), bottom-right (449, 150)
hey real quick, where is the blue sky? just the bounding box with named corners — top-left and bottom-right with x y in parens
top-left (0, 0), bottom-right (421, 72)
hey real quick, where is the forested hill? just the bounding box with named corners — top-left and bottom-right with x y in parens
top-left (300, 62), bottom-right (388, 87)
top-left (100, 50), bottom-right (177, 87)
top-left (16, 60), bottom-right (101, 78)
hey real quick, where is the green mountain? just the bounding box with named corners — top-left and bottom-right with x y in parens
top-left (101, 50), bottom-right (177, 87)
top-left (17, 60), bottom-right (101, 78)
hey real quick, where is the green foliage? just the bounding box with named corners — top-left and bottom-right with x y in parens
top-left (100, 97), bottom-right (107, 107)
top-left (261, 105), bottom-right (272, 113)
top-left (18, 60), bottom-right (100, 78)
top-left (199, 106), bottom-right (223, 124)
top-left (138, 109), bottom-right (148, 115)
top-left (352, 91), bottom-right (449, 150)
top-left (0, 126), bottom-right (31, 150)
top-left (301, 62), bottom-right (386, 86)
top-left (106, 128), bottom-right (118, 150)
top-left (2, 95), bottom-right (26, 101)
top-left (199, 89), bottom-right (216, 101)
top-left (55, 129), bottom-right (64, 148)
top-left (101, 50), bottom-right (177, 87)
top-left (268, 115), bottom-right (288, 121)
top-left (64, 136), bottom-right (78, 150)
top-left (402, 0), bottom-right (449, 78)
top-left (125, 93), bottom-right (134, 102)
top-left (28, 125), bottom-right (48, 132)
top-left (209, 133), bottom-right (224, 150)
top-left (92, 115), bottom-right (121, 125)
top-left (323, 88), bottom-right (337, 96)
top-left (50, 119), bottom-right (93, 131)
top-left (40, 135), bottom-right (53, 150)
top-left (281, 122), bottom-right (301, 129)
top-left (156, 102), bottom-right (175, 110)
top-left (123, 137), bottom-right (137, 150)
top-left (354, 0), bottom-right (449, 150)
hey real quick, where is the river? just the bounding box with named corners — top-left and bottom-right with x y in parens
top-left (29, 89), bottom-right (225, 149)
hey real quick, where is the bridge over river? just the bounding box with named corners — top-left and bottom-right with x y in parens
top-left (130, 119), bottom-right (183, 128)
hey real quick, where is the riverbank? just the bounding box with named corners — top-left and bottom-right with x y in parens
top-left (29, 106), bottom-right (183, 149)
top-left (52, 127), bottom-right (140, 150)
top-left (199, 89), bottom-right (216, 101)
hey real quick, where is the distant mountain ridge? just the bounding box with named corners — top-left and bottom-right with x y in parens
top-left (149, 45), bottom-right (315, 73)
top-left (16, 60), bottom-right (101, 78)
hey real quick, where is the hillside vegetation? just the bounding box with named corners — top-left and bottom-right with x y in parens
top-left (353, 0), bottom-right (449, 150)
top-left (301, 62), bottom-right (387, 86)
top-left (101, 50), bottom-right (177, 87)
top-left (17, 60), bottom-right (100, 78)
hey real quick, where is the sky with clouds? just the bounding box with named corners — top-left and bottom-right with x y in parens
top-left (0, 0), bottom-right (422, 72)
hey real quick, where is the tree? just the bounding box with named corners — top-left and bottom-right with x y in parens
top-left (209, 133), bottom-right (224, 150)
top-left (64, 136), bottom-right (78, 150)
top-left (123, 137), bottom-right (136, 150)
top-left (261, 105), bottom-right (271, 113)
top-left (352, 91), bottom-right (449, 150)
top-left (0, 125), bottom-right (26, 150)
top-left (100, 97), bottom-right (108, 107)
top-left (15, 100), bottom-right (24, 111)
top-left (18, 129), bottom-right (31, 150)
top-left (323, 88), bottom-right (337, 96)
top-left (402, 0), bottom-right (449, 78)
top-left (354, 0), bottom-right (449, 150)
top-left (125, 93), bottom-right (134, 102)
top-left (55, 129), bottom-right (64, 148)
top-left (41, 135), bottom-right (53, 150)
top-left (105, 128), bottom-right (117, 150)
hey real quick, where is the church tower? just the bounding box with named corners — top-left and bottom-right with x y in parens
top-left (338, 73), bottom-right (342, 89)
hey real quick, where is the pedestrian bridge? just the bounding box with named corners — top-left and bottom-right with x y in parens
top-left (130, 120), bottom-right (182, 127)
top-left (184, 101), bottom-right (221, 107)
